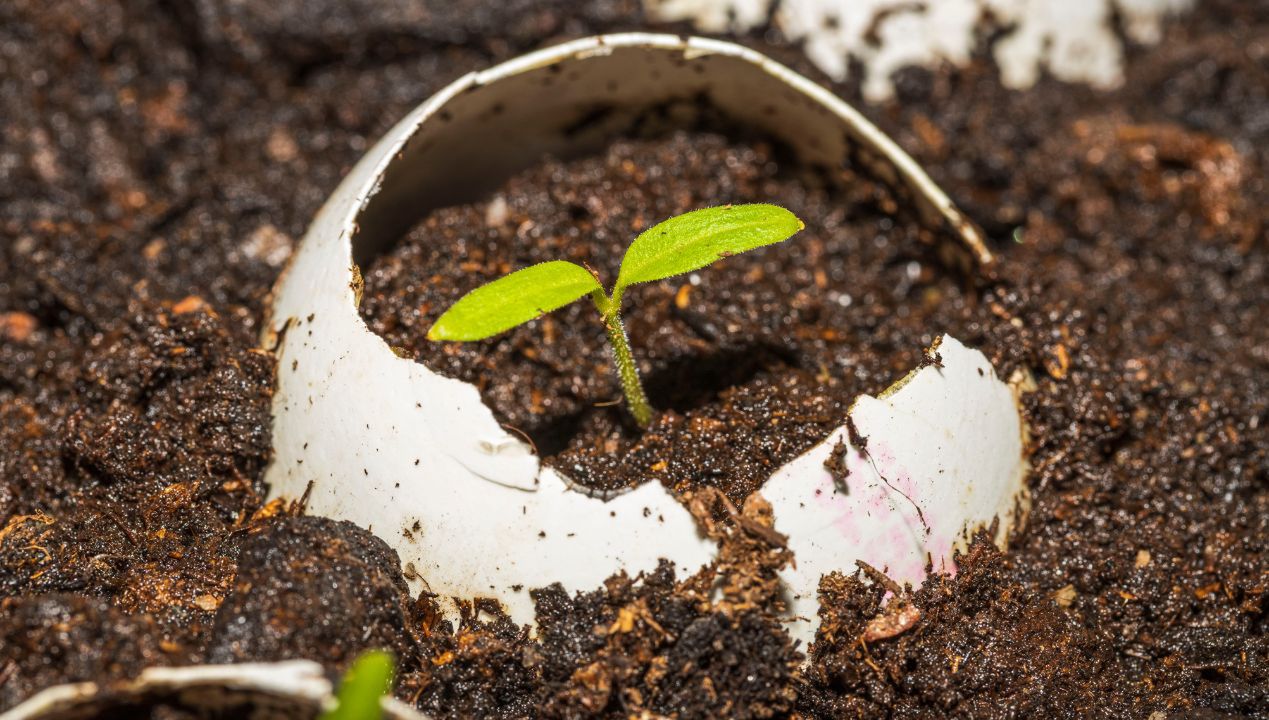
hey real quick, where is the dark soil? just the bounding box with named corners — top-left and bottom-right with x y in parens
top-left (2, 0), bottom-right (1266, 718)
top-left (206, 516), bottom-right (421, 668)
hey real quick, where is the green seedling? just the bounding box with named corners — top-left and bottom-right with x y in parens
top-left (428, 204), bottom-right (804, 427)
top-left (319, 650), bottom-right (394, 720)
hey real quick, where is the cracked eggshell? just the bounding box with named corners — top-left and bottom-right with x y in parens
top-left (262, 34), bottom-right (1022, 634)
top-left (768, 335), bottom-right (1029, 648)
top-left (0, 661), bottom-right (430, 720)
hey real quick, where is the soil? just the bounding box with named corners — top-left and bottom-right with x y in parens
top-left (2, 0), bottom-right (1266, 719)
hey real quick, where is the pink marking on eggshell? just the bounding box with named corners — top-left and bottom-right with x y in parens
top-left (869, 527), bottom-right (926, 587)
top-left (859, 442), bottom-right (922, 519)
top-left (808, 429), bottom-right (966, 589)
top-left (810, 435), bottom-right (866, 544)
top-left (852, 439), bottom-right (939, 584)
top-left (869, 442), bottom-right (896, 465)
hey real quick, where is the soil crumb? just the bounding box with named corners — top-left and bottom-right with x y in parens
top-left (207, 516), bottom-right (420, 672)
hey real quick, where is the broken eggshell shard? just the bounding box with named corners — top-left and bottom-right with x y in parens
top-left (263, 34), bottom-right (1025, 637)
top-left (0, 661), bottom-right (429, 720)
top-left (649, 0), bottom-right (1192, 101)
top-left (768, 335), bottom-right (1028, 648)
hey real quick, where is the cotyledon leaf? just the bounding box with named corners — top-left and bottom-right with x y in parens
top-left (319, 650), bottom-right (394, 720)
top-left (615, 204), bottom-right (804, 291)
top-left (428, 260), bottom-right (602, 341)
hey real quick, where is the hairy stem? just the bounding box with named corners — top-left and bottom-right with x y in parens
top-left (591, 289), bottom-right (652, 427)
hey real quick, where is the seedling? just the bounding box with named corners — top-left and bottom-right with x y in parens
top-left (428, 204), bottom-right (804, 426)
top-left (319, 650), bottom-right (394, 720)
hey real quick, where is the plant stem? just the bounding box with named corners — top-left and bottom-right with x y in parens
top-left (591, 290), bottom-right (652, 427)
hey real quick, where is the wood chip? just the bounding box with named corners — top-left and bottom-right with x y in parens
top-left (0, 312), bottom-right (37, 342)
top-left (674, 284), bottom-right (691, 309)
top-left (862, 602), bottom-right (921, 642)
top-left (172, 295), bottom-right (208, 315)
top-left (1054, 583), bottom-right (1077, 608)
top-left (193, 594), bottom-right (221, 612)
top-left (1044, 343), bottom-right (1071, 379)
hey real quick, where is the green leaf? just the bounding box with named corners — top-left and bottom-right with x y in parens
top-left (615, 204), bottom-right (803, 291)
top-left (428, 260), bottom-right (602, 341)
top-left (319, 651), bottom-right (394, 720)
